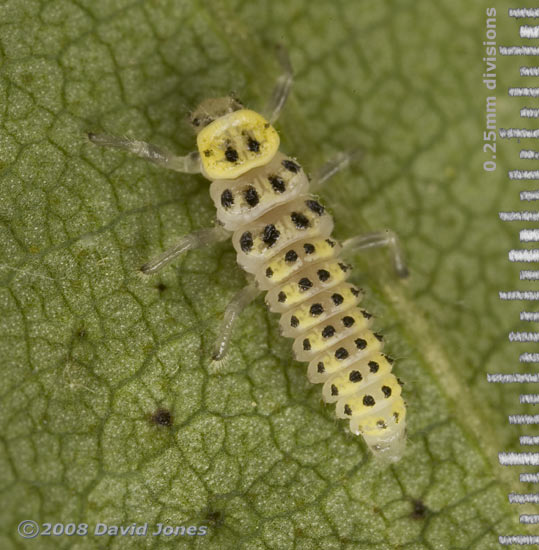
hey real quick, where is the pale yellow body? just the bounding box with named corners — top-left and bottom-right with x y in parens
top-left (200, 109), bottom-right (406, 462)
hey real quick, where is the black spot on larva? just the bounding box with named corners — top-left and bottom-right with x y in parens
top-left (382, 385), bottom-right (392, 398)
top-left (192, 117), bottom-right (200, 127)
top-left (262, 224), bottom-right (280, 247)
top-left (151, 408), bottom-right (173, 427)
top-left (363, 395), bottom-right (375, 407)
top-left (335, 347), bottom-right (349, 360)
top-left (349, 370), bottom-right (362, 383)
top-left (369, 361), bottom-right (379, 373)
top-left (155, 282), bottom-right (167, 293)
top-left (298, 277), bottom-right (313, 291)
top-left (331, 293), bottom-right (344, 306)
top-left (342, 316), bottom-right (355, 328)
top-left (374, 332), bottom-right (384, 342)
top-left (383, 354), bottom-right (395, 364)
top-left (303, 243), bottom-right (315, 254)
top-left (350, 287), bottom-right (361, 297)
top-left (278, 291), bottom-right (286, 303)
top-left (317, 361), bottom-right (325, 373)
top-left (397, 378), bottom-right (404, 386)
top-left (244, 186), bottom-right (259, 207)
top-left (305, 200), bottom-right (325, 216)
top-left (344, 404), bottom-right (352, 416)
top-left (338, 262), bottom-right (350, 272)
top-left (282, 159), bottom-right (300, 173)
top-left (203, 149), bottom-right (212, 157)
top-left (326, 239), bottom-right (336, 248)
top-left (240, 231), bottom-right (253, 253)
top-left (265, 267), bottom-right (273, 278)
top-left (317, 269), bottom-right (330, 282)
top-left (285, 250), bottom-right (298, 263)
top-left (393, 411), bottom-right (400, 423)
top-left (361, 309), bottom-right (372, 319)
top-left (310, 303), bottom-right (324, 316)
top-left (377, 420), bottom-right (387, 429)
top-left (291, 212), bottom-right (310, 229)
top-left (303, 338), bottom-right (311, 351)
top-left (411, 499), bottom-right (428, 520)
top-left (247, 137), bottom-right (260, 152)
top-left (221, 189), bottom-right (234, 208)
top-left (322, 325), bottom-right (336, 338)
top-left (290, 316), bottom-right (299, 328)
top-left (355, 338), bottom-right (367, 350)
top-left (331, 384), bottom-right (338, 396)
top-left (225, 146), bottom-right (238, 162)
top-left (269, 175), bottom-right (286, 193)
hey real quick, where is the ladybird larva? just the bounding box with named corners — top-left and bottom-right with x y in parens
top-left (88, 48), bottom-right (408, 462)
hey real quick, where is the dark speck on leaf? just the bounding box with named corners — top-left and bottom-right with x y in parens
top-left (205, 509), bottom-right (224, 527)
top-left (411, 499), bottom-right (428, 520)
top-left (151, 408), bottom-right (173, 427)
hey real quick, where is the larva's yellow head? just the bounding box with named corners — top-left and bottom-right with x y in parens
top-left (191, 98), bottom-right (280, 180)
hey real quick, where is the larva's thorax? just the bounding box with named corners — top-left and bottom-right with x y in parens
top-left (209, 152), bottom-right (310, 231)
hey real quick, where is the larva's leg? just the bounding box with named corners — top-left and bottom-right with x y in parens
top-left (212, 282), bottom-right (261, 361)
top-left (310, 150), bottom-right (363, 191)
top-left (264, 44), bottom-right (294, 123)
top-left (88, 133), bottom-right (201, 173)
top-left (342, 230), bottom-right (409, 278)
top-left (141, 226), bottom-right (230, 275)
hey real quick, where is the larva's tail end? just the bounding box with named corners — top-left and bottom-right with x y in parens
top-left (363, 425), bottom-right (406, 464)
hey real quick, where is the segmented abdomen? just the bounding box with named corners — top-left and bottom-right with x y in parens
top-left (210, 153), bottom-right (406, 461)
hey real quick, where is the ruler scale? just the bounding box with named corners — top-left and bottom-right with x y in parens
top-left (520, 311), bottom-right (539, 320)
top-left (520, 353), bottom-right (539, 362)
top-left (488, 374), bottom-right (539, 382)
top-left (499, 452), bottom-right (539, 465)
top-left (494, 9), bottom-right (539, 546)
top-left (520, 473), bottom-right (539, 483)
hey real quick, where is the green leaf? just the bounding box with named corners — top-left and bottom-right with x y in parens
top-left (0, 0), bottom-right (529, 548)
